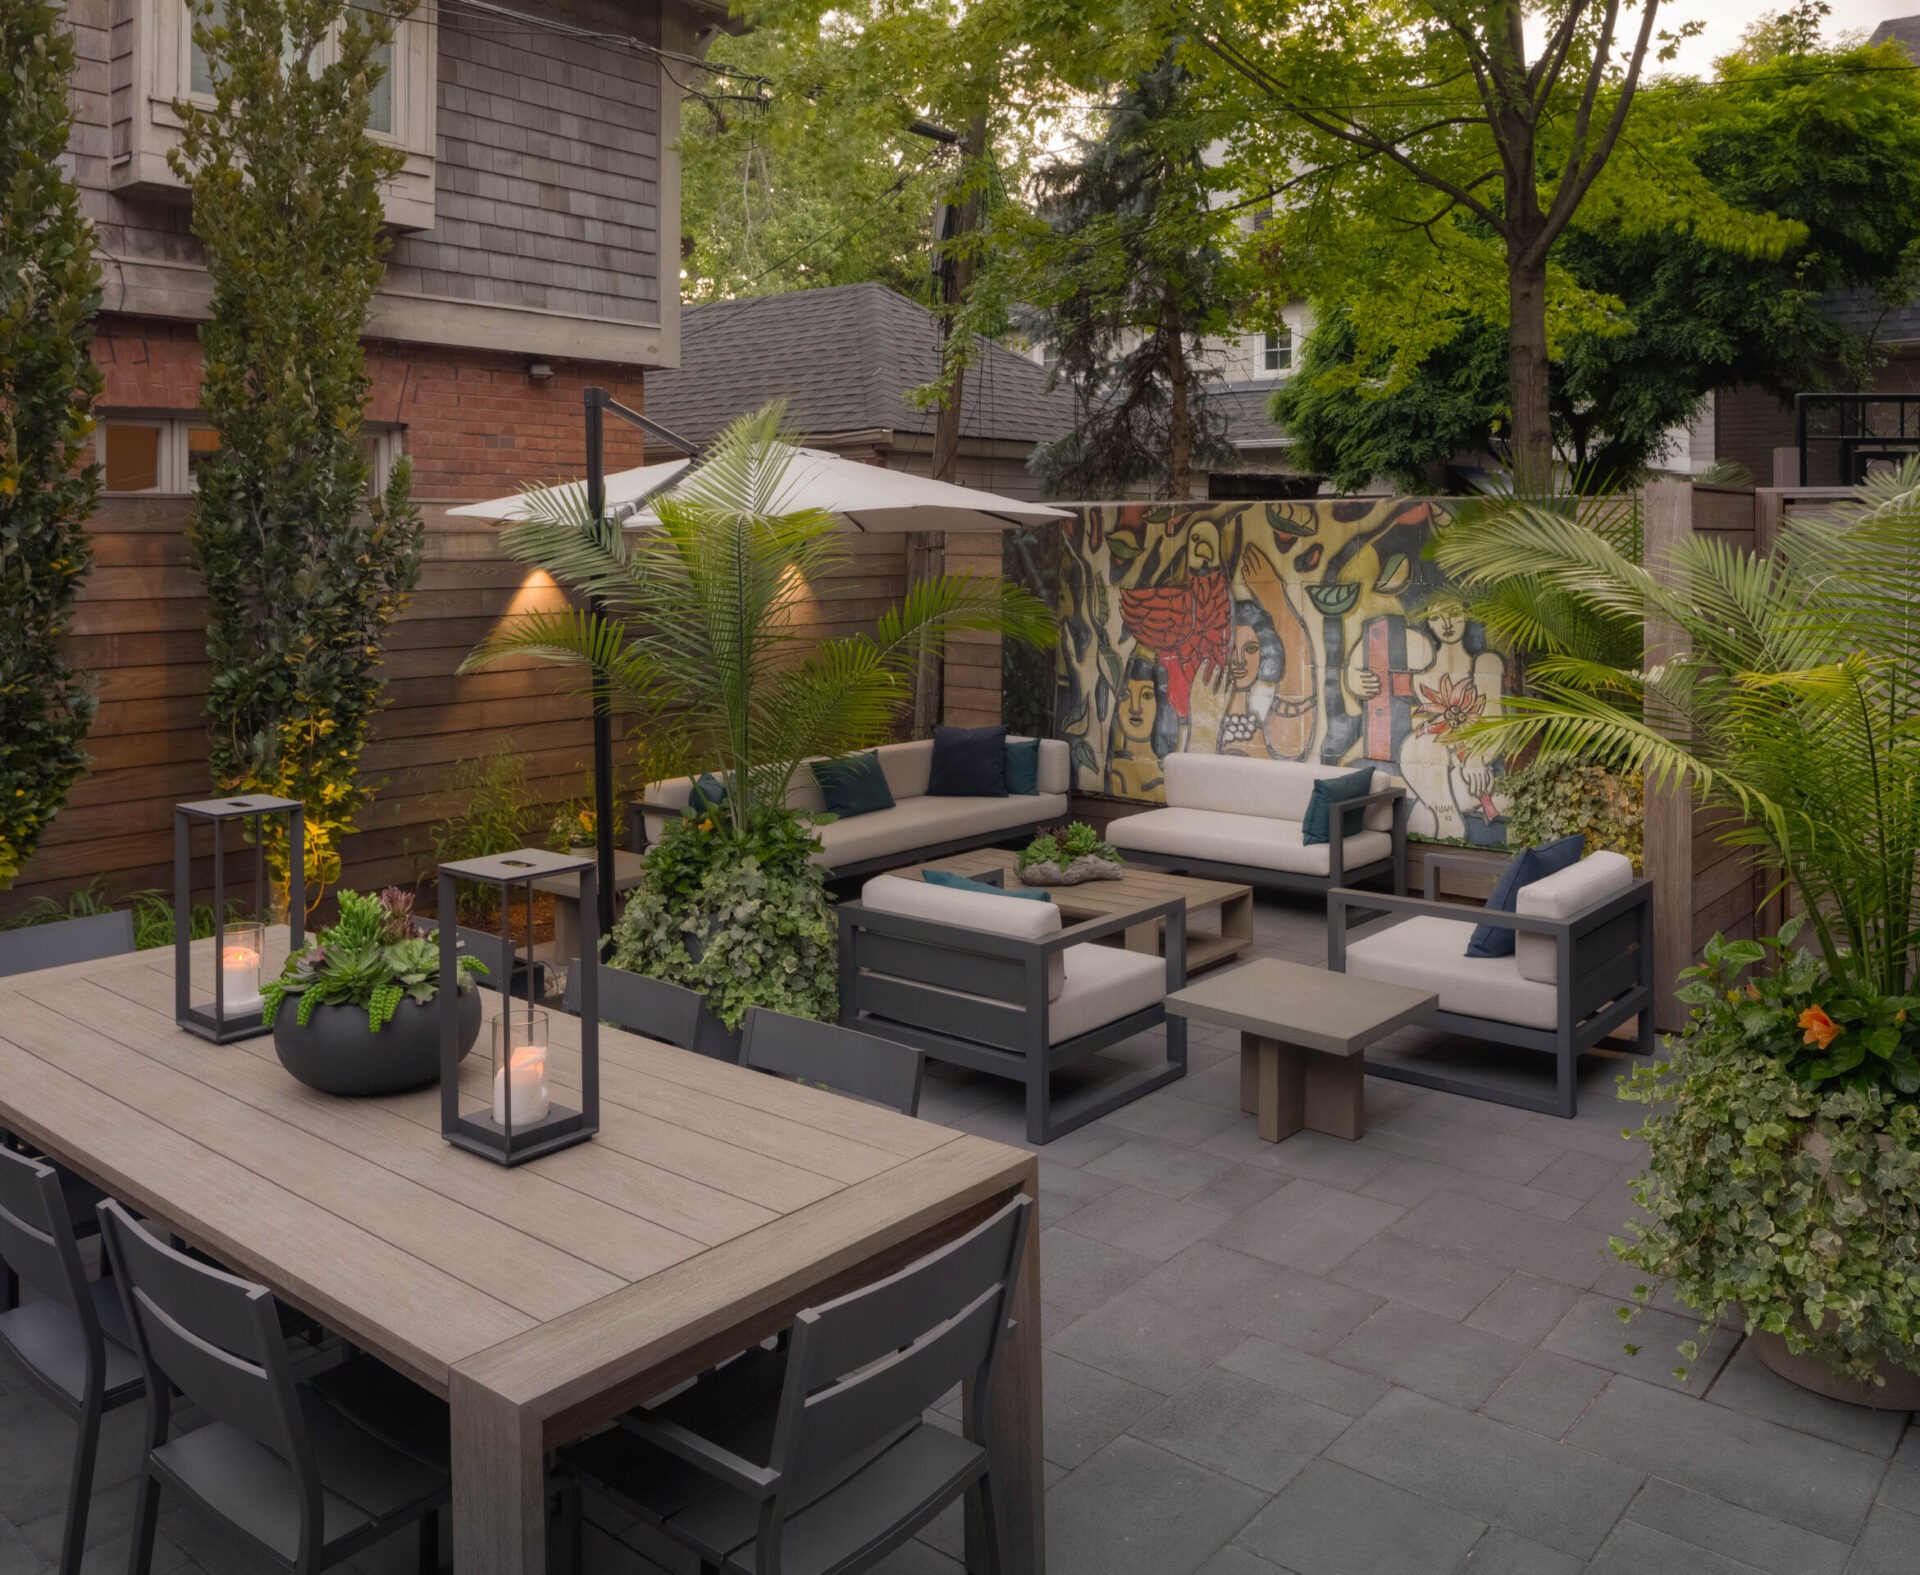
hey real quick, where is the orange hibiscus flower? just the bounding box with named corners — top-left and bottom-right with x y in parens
top-left (1798, 1006), bottom-right (1842, 1050)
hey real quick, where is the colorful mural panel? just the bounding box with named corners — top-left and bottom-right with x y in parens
top-left (1056, 500), bottom-right (1516, 845)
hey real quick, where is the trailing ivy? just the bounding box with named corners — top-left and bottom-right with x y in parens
top-left (0, 0), bottom-right (103, 887)
top-left (173, 0), bottom-right (423, 900)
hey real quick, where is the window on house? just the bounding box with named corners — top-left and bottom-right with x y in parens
top-left (191, 7), bottom-right (394, 132)
top-left (1262, 328), bottom-right (1293, 375)
top-left (100, 419), bottom-right (404, 495)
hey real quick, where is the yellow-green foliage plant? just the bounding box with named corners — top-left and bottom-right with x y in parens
top-left (0, 0), bottom-right (102, 887)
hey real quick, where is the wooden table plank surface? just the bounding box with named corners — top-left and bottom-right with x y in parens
top-left (0, 933), bottom-right (1046, 1573)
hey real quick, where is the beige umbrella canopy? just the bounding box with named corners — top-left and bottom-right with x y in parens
top-left (447, 443), bottom-right (1069, 531)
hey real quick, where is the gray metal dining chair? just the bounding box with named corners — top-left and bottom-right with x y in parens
top-left (0, 1150), bottom-right (144, 1575)
top-left (0, 912), bottom-right (135, 1242)
top-left (0, 910), bottom-right (135, 979)
top-left (741, 1006), bottom-right (925, 1117)
top-left (560, 1193), bottom-right (1032, 1575)
top-left (98, 1201), bottom-right (453, 1575)
top-left (417, 918), bottom-right (547, 999)
top-left (563, 960), bottom-right (704, 1052)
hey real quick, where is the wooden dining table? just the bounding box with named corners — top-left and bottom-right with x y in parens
top-left (0, 932), bottom-right (1044, 1573)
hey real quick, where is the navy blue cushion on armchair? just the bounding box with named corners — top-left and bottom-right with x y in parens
top-left (1466, 834), bottom-right (1586, 958)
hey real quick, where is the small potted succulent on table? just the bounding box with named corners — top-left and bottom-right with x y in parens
top-left (1017, 822), bottom-right (1124, 886)
top-left (265, 887), bottom-right (488, 1096)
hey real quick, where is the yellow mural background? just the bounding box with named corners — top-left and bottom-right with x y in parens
top-left (1055, 499), bottom-right (1518, 846)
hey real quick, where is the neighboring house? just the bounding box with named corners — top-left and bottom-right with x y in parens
top-left (23, 0), bottom-right (728, 903)
top-left (1193, 301), bottom-right (1318, 495)
top-left (642, 282), bottom-right (1075, 498)
top-left (66, 0), bottom-right (726, 499)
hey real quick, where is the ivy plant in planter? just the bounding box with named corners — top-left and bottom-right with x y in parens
top-left (1617, 925), bottom-right (1920, 1401)
top-left (609, 808), bottom-right (836, 1034)
top-left (264, 888), bottom-right (488, 1097)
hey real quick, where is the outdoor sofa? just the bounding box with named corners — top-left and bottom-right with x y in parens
top-left (633, 737), bottom-right (1070, 879)
top-left (1107, 753), bottom-right (1409, 895)
top-left (1328, 848), bottom-right (1656, 1117)
top-left (838, 871), bottom-right (1187, 1143)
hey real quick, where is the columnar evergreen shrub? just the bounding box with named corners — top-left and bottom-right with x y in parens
top-left (173, 0), bottom-right (423, 900)
top-left (0, 0), bottom-right (103, 886)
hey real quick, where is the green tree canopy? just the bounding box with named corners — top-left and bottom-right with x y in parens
top-left (1274, 38), bottom-right (1920, 489)
top-left (1021, 51), bottom-right (1245, 499)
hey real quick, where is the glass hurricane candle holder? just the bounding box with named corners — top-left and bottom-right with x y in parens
top-left (437, 847), bottom-right (598, 1166)
top-left (174, 795), bottom-right (304, 1043)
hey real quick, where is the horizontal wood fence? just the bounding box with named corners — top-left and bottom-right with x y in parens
top-left (7, 498), bottom-right (915, 912)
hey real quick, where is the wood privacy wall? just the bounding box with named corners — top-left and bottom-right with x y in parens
top-left (943, 531), bottom-right (1006, 730)
top-left (8, 498), bottom-right (921, 910)
top-left (1642, 482), bottom-right (1802, 1030)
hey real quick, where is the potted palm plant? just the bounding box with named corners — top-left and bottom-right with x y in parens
top-left (1437, 462), bottom-right (1920, 1404)
top-left (460, 405), bottom-right (1055, 1034)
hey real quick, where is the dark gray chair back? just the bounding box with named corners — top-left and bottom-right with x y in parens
top-left (0, 911), bottom-right (135, 980)
top-left (741, 1007), bottom-right (924, 1116)
top-left (564, 962), bottom-right (703, 1053)
top-left (0, 1149), bottom-right (92, 1324)
top-left (771, 1194), bottom-right (1029, 1477)
top-left (98, 1202), bottom-right (316, 1509)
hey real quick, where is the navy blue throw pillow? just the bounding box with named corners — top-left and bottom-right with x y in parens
top-left (923, 869), bottom-right (1052, 902)
top-left (1302, 768), bottom-right (1377, 846)
top-left (688, 771), bottom-right (729, 815)
top-left (1005, 737), bottom-right (1041, 795)
top-left (929, 724), bottom-right (1008, 797)
top-left (811, 752), bottom-right (896, 818)
top-left (1466, 834), bottom-right (1586, 958)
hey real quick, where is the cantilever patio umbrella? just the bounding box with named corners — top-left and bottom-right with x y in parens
top-left (450, 436), bottom-right (1070, 942)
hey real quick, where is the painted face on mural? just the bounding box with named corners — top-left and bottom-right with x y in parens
top-left (1119, 678), bottom-right (1157, 744)
top-left (1426, 598), bottom-right (1468, 645)
top-left (1228, 623), bottom-right (1263, 689)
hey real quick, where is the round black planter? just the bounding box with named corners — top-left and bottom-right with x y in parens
top-left (273, 988), bottom-right (482, 1097)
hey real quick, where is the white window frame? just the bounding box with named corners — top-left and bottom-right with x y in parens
top-left (1262, 327), bottom-right (1293, 376)
top-left (112, 0), bottom-right (437, 231)
top-left (99, 416), bottom-right (405, 495)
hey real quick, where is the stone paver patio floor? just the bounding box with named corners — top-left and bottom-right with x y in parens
top-left (3, 890), bottom-right (1914, 1575)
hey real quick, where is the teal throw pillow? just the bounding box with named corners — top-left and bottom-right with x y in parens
top-left (923, 869), bottom-right (1052, 903)
top-left (1301, 768), bottom-right (1377, 845)
top-left (1005, 738), bottom-right (1041, 795)
top-left (1467, 833), bottom-right (1585, 958)
top-left (688, 771), bottom-right (729, 815)
top-left (811, 751), bottom-right (895, 818)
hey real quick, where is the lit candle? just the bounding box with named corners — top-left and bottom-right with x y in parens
top-left (493, 1043), bottom-right (549, 1125)
top-left (220, 944), bottom-right (262, 1012)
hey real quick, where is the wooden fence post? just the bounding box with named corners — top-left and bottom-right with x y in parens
top-left (1642, 482), bottom-right (1695, 1032)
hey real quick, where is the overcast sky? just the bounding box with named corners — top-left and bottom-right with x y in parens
top-left (1659, 0), bottom-right (1914, 75)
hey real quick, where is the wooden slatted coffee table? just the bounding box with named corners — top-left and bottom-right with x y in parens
top-left (896, 847), bottom-right (1254, 974)
top-left (1167, 959), bottom-right (1436, 1142)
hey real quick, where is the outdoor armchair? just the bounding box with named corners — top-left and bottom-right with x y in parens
top-left (1327, 849), bottom-right (1655, 1117)
top-left (837, 873), bottom-right (1187, 1144)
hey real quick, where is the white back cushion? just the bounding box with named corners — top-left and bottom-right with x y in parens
top-left (1162, 754), bottom-right (1396, 831)
top-left (860, 874), bottom-right (1066, 1000)
top-left (1514, 851), bottom-right (1637, 984)
top-left (1034, 738), bottom-right (1071, 795)
top-left (875, 740), bottom-right (935, 801)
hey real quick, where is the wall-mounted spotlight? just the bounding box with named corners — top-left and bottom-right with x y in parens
top-left (527, 362), bottom-right (553, 383)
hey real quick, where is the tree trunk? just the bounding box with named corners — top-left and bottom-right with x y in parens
top-left (1506, 242), bottom-right (1553, 485)
top-left (1164, 284), bottom-right (1193, 498)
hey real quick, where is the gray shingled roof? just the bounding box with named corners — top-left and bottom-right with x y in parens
top-left (644, 282), bottom-right (1076, 446)
top-left (1869, 16), bottom-right (1920, 55)
top-left (1210, 379), bottom-right (1294, 455)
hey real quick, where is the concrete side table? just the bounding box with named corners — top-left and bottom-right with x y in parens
top-left (1167, 958), bottom-right (1436, 1142)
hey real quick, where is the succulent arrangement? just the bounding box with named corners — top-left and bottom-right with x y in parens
top-left (1018, 823), bottom-right (1124, 884)
top-left (262, 887), bottom-right (487, 1031)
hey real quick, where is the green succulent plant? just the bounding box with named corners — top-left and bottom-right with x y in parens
top-left (262, 888), bottom-right (486, 1031)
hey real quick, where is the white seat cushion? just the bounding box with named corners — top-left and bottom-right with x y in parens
top-left (1108, 806), bottom-right (1392, 878)
top-left (1049, 944), bottom-right (1166, 1044)
top-left (818, 793), bottom-right (1067, 870)
top-left (860, 874), bottom-right (1065, 999)
top-left (1346, 915), bottom-right (1558, 1031)
top-left (1162, 754), bottom-right (1397, 832)
top-left (1514, 850), bottom-right (1637, 985)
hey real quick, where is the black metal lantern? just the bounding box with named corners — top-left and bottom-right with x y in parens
top-left (438, 848), bottom-right (599, 1165)
top-left (174, 794), bottom-right (306, 1043)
